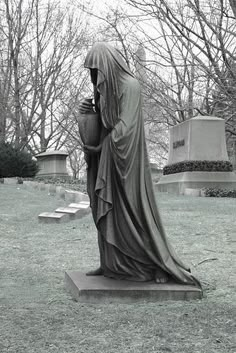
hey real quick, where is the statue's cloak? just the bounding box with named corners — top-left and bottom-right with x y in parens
top-left (84, 42), bottom-right (200, 286)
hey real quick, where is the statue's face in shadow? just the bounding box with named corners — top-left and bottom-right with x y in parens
top-left (90, 69), bottom-right (98, 85)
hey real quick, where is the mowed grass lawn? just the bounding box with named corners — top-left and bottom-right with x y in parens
top-left (0, 184), bottom-right (235, 353)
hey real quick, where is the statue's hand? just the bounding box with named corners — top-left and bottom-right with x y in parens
top-left (83, 144), bottom-right (102, 155)
top-left (79, 99), bottom-right (95, 114)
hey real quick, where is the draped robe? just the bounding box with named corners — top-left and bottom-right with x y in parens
top-left (84, 42), bottom-right (201, 287)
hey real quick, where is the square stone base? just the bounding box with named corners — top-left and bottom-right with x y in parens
top-left (65, 271), bottom-right (202, 304)
top-left (156, 171), bottom-right (236, 194)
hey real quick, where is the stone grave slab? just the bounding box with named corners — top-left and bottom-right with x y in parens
top-left (68, 203), bottom-right (91, 216)
top-left (69, 202), bottom-right (90, 208)
top-left (79, 201), bottom-right (90, 205)
top-left (55, 207), bottom-right (89, 219)
top-left (38, 212), bottom-right (69, 224)
top-left (65, 271), bottom-right (203, 304)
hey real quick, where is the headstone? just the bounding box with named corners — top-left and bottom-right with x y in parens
top-left (36, 150), bottom-right (68, 177)
top-left (32, 182), bottom-right (40, 189)
top-left (48, 184), bottom-right (56, 195)
top-left (55, 186), bottom-right (65, 199)
top-left (184, 188), bottom-right (201, 197)
top-left (23, 180), bottom-right (34, 188)
top-left (157, 116), bottom-right (236, 194)
top-left (3, 178), bottom-right (18, 184)
top-left (38, 183), bottom-right (46, 191)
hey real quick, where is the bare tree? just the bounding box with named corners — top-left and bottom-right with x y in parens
top-left (229, 0), bottom-right (236, 17)
top-left (0, 0), bottom-right (89, 154)
top-left (124, 0), bottom-right (236, 127)
top-left (67, 145), bottom-right (86, 179)
top-left (81, 0), bottom-right (236, 165)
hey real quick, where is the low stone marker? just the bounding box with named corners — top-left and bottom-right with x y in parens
top-left (69, 202), bottom-right (90, 207)
top-left (55, 206), bottom-right (90, 219)
top-left (22, 181), bottom-right (34, 188)
top-left (65, 190), bottom-right (89, 203)
top-left (200, 189), bottom-right (206, 197)
top-left (55, 186), bottom-right (65, 199)
top-left (184, 188), bottom-right (201, 197)
top-left (33, 182), bottom-right (40, 190)
top-left (38, 183), bottom-right (46, 191)
top-left (68, 203), bottom-right (91, 217)
top-left (79, 201), bottom-right (90, 205)
top-left (38, 212), bottom-right (69, 224)
top-left (48, 184), bottom-right (56, 195)
top-left (3, 178), bottom-right (18, 184)
top-left (38, 199), bottom-right (90, 223)
top-left (65, 271), bottom-right (203, 304)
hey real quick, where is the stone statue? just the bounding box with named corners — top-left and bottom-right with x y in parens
top-left (79, 42), bottom-right (201, 288)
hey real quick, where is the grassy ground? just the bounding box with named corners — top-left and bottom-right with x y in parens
top-left (0, 184), bottom-right (235, 353)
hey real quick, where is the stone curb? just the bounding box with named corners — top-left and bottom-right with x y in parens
top-left (22, 180), bottom-right (89, 202)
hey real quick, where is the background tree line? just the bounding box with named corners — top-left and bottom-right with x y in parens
top-left (1, 0), bottom-right (236, 175)
top-left (0, 0), bottom-right (92, 177)
top-left (77, 0), bottom-right (236, 167)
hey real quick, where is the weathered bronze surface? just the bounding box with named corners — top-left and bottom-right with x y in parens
top-left (78, 42), bottom-right (201, 291)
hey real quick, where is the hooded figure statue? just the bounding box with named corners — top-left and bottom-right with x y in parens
top-left (80, 42), bottom-right (201, 287)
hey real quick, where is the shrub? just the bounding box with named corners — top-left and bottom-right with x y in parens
top-left (0, 142), bottom-right (39, 178)
top-left (202, 187), bottom-right (236, 198)
top-left (163, 160), bottom-right (233, 175)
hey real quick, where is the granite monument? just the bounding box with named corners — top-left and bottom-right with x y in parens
top-left (157, 116), bottom-right (236, 194)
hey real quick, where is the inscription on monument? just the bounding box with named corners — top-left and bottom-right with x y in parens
top-left (173, 139), bottom-right (185, 149)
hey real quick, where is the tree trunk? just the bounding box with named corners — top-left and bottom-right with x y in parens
top-left (13, 58), bottom-right (21, 147)
top-left (0, 115), bottom-right (6, 143)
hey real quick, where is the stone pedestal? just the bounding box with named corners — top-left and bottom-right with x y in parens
top-left (65, 271), bottom-right (202, 304)
top-left (36, 150), bottom-right (68, 177)
top-left (157, 116), bottom-right (236, 194)
top-left (157, 171), bottom-right (236, 194)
